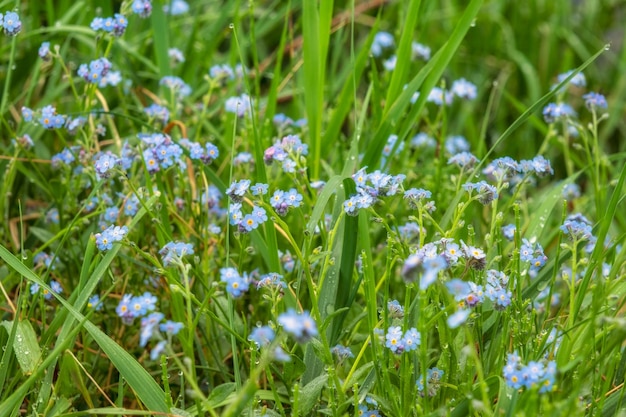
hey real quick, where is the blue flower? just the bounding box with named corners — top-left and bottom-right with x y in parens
top-left (39, 105), bottom-right (66, 129)
top-left (249, 326), bottom-right (275, 348)
top-left (225, 94), bottom-right (253, 117)
top-left (257, 272), bottom-right (286, 290)
top-left (94, 225), bottom-right (128, 251)
top-left (160, 76), bottom-right (191, 98)
top-left (278, 309), bottom-right (318, 343)
top-left (168, 47), bottom-right (185, 64)
top-left (562, 183), bottom-right (581, 201)
top-left (371, 31), bottom-right (394, 57)
top-left (77, 57), bottom-right (112, 84)
top-left (209, 64), bottom-right (235, 81)
top-left (412, 41), bottom-right (430, 60)
top-left (163, 0), bottom-right (189, 15)
top-left (448, 151), bottom-right (478, 169)
top-left (132, 0), bottom-right (153, 18)
top-left (331, 344), bottom-right (354, 360)
top-left (402, 328), bottom-right (421, 351)
top-left (543, 102), bottom-right (576, 123)
top-left (226, 275), bottom-right (249, 298)
top-left (2, 12), bottom-right (21, 36)
top-left (144, 103), bottom-right (170, 123)
top-left (387, 299), bottom-right (404, 319)
top-left (445, 135), bottom-right (470, 155)
top-left (160, 320), bottom-right (184, 335)
top-left (447, 309), bottom-right (470, 328)
top-left (251, 183), bottom-right (269, 196)
top-left (21, 106), bottom-right (33, 122)
top-left (84, 295), bottom-right (102, 311)
top-left (556, 70), bottom-right (586, 88)
top-left (560, 218), bottom-right (593, 241)
top-left (451, 78), bottom-right (477, 100)
top-left (240, 214), bottom-right (260, 233)
top-left (427, 87), bottom-right (453, 106)
top-left (38, 42), bottom-right (51, 60)
top-left (94, 153), bottom-right (121, 178)
top-left (417, 367), bottom-right (445, 396)
top-left (226, 179), bottom-right (251, 202)
top-left (385, 326), bottom-right (404, 353)
top-left (583, 92), bottom-right (608, 111)
top-left (159, 241), bottom-right (194, 266)
top-left (284, 188), bottom-right (303, 208)
top-left (150, 340), bottom-right (167, 360)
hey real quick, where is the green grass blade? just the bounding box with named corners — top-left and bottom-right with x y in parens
top-left (303, 0), bottom-right (332, 180)
top-left (150, 0), bottom-right (171, 77)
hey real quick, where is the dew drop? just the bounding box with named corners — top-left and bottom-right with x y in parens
top-left (178, 371), bottom-right (183, 376)
top-left (228, 23), bottom-right (235, 29)
top-left (470, 18), bottom-right (477, 27)
top-left (604, 44), bottom-right (611, 51)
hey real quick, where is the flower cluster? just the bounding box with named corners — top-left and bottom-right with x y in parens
top-left (483, 155), bottom-right (554, 182)
top-left (140, 133), bottom-right (186, 173)
top-left (0, 11), bottom-right (21, 36)
top-left (144, 103), bottom-right (169, 123)
top-left (30, 280), bottom-right (62, 300)
top-left (272, 113), bottom-right (307, 130)
top-left (263, 134), bottom-right (309, 173)
top-left (582, 92), bottom-right (608, 111)
top-left (542, 102), bottom-right (576, 123)
top-left (402, 249), bottom-right (448, 290)
top-left (248, 325), bottom-right (290, 362)
top-left (159, 241), bottom-right (194, 266)
top-left (462, 181), bottom-right (499, 205)
top-left (131, 0), bottom-right (152, 18)
top-left (160, 75), bottom-right (191, 98)
top-left (164, 0), bottom-right (189, 15)
top-left (520, 238), bottom-right (548, 276)
top-left (220, 267), bottom-right (251, 298)
top-left (77, 57), bottom-right (113, 84)
top-left (225, 93), bottom-right (253, 117)
top-left (384, 326), bottom-right (421, 354)
top-left (417, 367), bottom-right (444, 397)
top-left (381, 134), bottom-right (404, 165)
top-left (94, 152), bottom-right (122, 179)
top-left (560, 214), bottom-right (594, 242)
top-left (484, 269), bottom-right (513, 310)
top-left (180, 138), bottom-right (219, 164)
top-left (256, 272), bottom-right (287, 291)
top-left (30, 105), bottom-right (65, 129)
top-left (90, 14), bottom-right (128, 36)
top-left (503, 352), bottom-right (556, 393)
top-left (371, 31), bottom-right (394, 57)
top-left (270, 188), bottom-right (303, 216)
top-left (344, 167), bottom-right (405, 216)
top-left (387, 299), bottom-right (404, 319)
top-left (94, 225), bottom-right (128, 251)
top-left (116, 291), bottom-right (158, 324)
top-left (277, 309), bottom-right (318, 343)
top-left (331, 344), bottom-right (354, 360)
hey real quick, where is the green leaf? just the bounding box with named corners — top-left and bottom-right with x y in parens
top-left (0, 320), bottom-right (41, 374)
top-left (206, 382), bottom-right (237, 408)
top-left (297, 374), bottom-right (329, 416)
